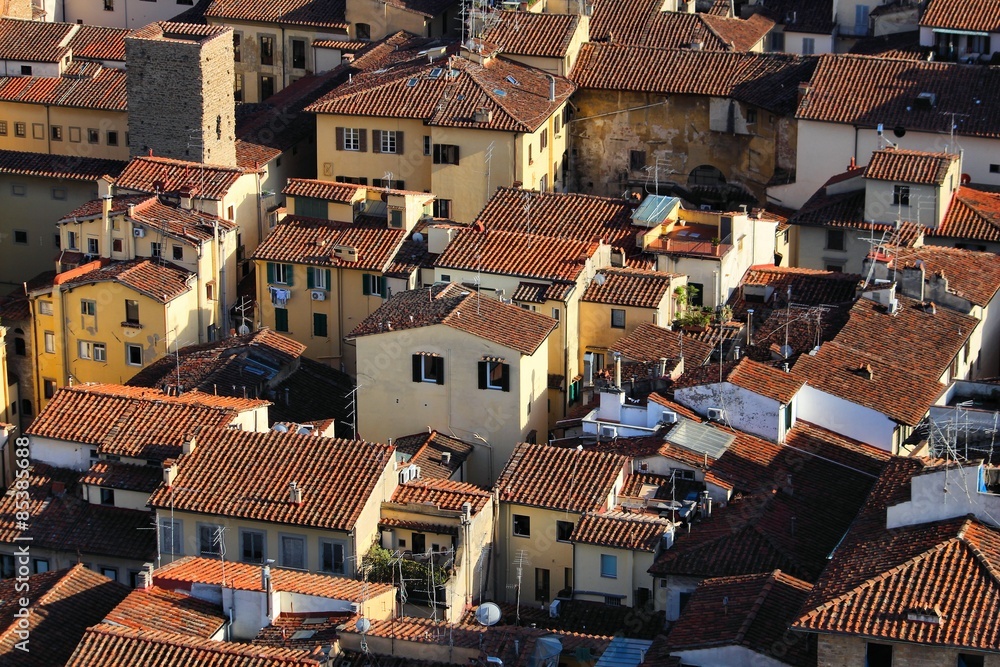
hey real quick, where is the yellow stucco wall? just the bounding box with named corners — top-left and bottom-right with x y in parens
top-left (0, 102), bottom-right (129, 161)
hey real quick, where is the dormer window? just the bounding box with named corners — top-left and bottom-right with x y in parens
top-left (893, 185), bottom-right (910, 206)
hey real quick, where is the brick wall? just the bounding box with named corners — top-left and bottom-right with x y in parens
top-left (818, 634), bottom-right (998, 667)
top-left (125, 29), bottom-right (237, 168)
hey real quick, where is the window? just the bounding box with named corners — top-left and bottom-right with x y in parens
top-left (376, 129), bottom-right (400, 154)
top-left (826, 264), bottom-right (843, 273)
top-left (528, 144), bottom-right (533, 165)
top-left (126, 344), bottom-right (143, 366)
top-left (0, 121), bottom-right (6, 135)
top-left (260, 35), bottom-right (274, 65)
top-left (280, 534), bottom-right (306, 569)
top-left (893, 184), bottom-right (910, 206)
top-left (600, 554), bottom-right (617, 578)
top-left (801, 37), bottom-right (815, 55)
top-left (101, 567), bottom-right (118, 581)
top-left (826, 229), bottom-right (845, 251)
top-left (556, 520), bottom-right (573, 542)
top-left (320, 540), bottom-right (347, 574)
top-left (99, 488), bottom-right (115, 505)
top-left (87, 128), bottom-right (98, 143)
top-left (149, 241), bottom-right (163, 258)
top-left (1, 554), bottom-right (14, 578)
top-left (124, 299), bottom-right (139, 325)
top-left (169, 244), bottom-right (184, 261)
top-left (313, 313), bottom-right (328, 337)
top-left (104, 130), bottom-right (118, 146)
top-left (20, 399), bottom-right (31, 416)
top-left (535, 568), bottom-right (550, 602)
top-left (81, 299), bottom-right (96, 316)
top-left (80, 341), bottom-right (106, 362)
top-left (43, 379), bottom-right (57, 399)
top-left (87, 237), bottom-right (99, 255)
top-left (260, 74), bottom-right (275, 99)
top-left (307, 267), bottom-right (330, 290)
top-left (234, 74), bottom-right (243, 102)
top-left (43, 331), bottom-right (55, 354)
top-left (423, 135), bottom-right (431, 155)
top-left (13, 230), bottom-right (27, 245)
top-left (433, 144), bottom-right (460, 165)
top-left (52, 187), bottom-right (66, 200)
top-left (412, 354), bottom-right (444, 384)
top-left (266, 262), bottom-right (291, 284)
top-left (14, 338), bottom-right (25, 356)
top-left (433, 199), bottom-right (452, 218)
top-left (291, 38), bottom-right (306, 69)
top-left (198, 524), bottom-right (223, 556)
top-left (747, 107), bottom-right (757, 124)
top-left (14, 122), bottom-right (25, 137)
top-left (958, 655), bottom-right (985, 667)
top-left (865, 642), bottom-right (893, 667)
top-left (32, 559), bottom-right (48, 573)
top-left (513, 514), bottom-right (530, 537)
top-left (39, 300), bottom-right (53, 315)
top-left (11, 184), bottom-right (25, 196)
top-left (478, 360), bottom-right (510, 391)
top-left (540, 128), bottom-right (548, 150)
top-left (356, 22), bottom-right (371, 40)
top-left (991, 164), bottom-right (1000, 174)
top-left (51, 125), bottom-right (62, 141)
top-left (274, 308), bottom-right (288, 332)
top-left (160, 518), bottom-right (183, 555)
top-left (411, 533), bottom-right (425, 554)
top-left (337, 127), bottom-right (364, 151)
top-left (611, 308), bottom-right (626, 329)
top-left (769, 31), bottom-right (784, 51)
top-left (629, 149), bottom-right (646, 171)
top-left (233, 32), bottom-right (241, 62)
top-left (69, 126), bottom-right (81, 142)
top-left (362, 273), bottom-right (388, 298)
top-left (240, 529), bottom-right (265, 563)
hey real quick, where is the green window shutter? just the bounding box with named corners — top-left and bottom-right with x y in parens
top-left (412, 355), bottom-right (422, 382)
top-left (501, 363), bottom-right (510, 392)
top-left (378, 276), bottom-right (387, 298)
top-left (313, 313), bottom-right (327, 337)
top-left (478, 361), bottom-right (488, 390)
top-left (267, 262), bottom-right (275, 284)
top-left (275, 308), bottom-right (288, 332)
top-left (285, 265), bottom-right (294, 286)
top-left (434, 357), bottom-right (445, 385)
top-left (325, 270), bottom-right (332, 289)
top-left (362, 275), bottom-right (371, 296)
top-left (307, 267), bottom-right (315, 289)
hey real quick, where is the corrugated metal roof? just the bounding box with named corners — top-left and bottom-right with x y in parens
top-left (664, 418), bottom-right (735, 460)
top-left (594, 637), bottom-right (655, 667)
top-left (631, 195), bottom-right (679, 226)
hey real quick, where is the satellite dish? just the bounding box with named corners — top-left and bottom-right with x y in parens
top-left (272, 424), bottom-right (289, 433)
top-left (297, 426), bottom-right (312, 435)
top-left (476, 602), bottom-right (502, 627)
top-left (237, 323), bottom-right (251, 335)
top-left (356, 618), bottom-right (371, 634)
top-left (412, 232), bottom-right (424, 243)
top-left (593, 273), bottom-right (606, 286)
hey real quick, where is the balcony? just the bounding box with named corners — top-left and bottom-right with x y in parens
top-left (644, 236), bottom-right (731, 257)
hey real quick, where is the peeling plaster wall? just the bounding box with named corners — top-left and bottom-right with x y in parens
top-left (674, 381), bottom-right (781, 441)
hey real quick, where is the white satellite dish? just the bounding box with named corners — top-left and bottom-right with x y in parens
top-left (297, 426), bottom-right (312, 435)
top-left (412, 232), bottom-right (424, 243)
top-left (356, 618), bottom-right (371, 634)
top-left (593, 273), bottom-right (606, 286)
top-left (237, 323), bottom-right (251, 335)
top-left (272, 424), bottom-right (289, 433)
top-left (475, 602), bottom-right (502, 627)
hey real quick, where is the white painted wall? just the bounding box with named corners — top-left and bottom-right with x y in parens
top-left (671, 644), bottom-right (793, 667)
top-left (28, 435), bottom-right (93, 471)
top-left (674, 382), bottom-right (781, 442)
top-left (796, 384), bottom-right (897, 450)
top-left (658, 574), bottom-right (702, 620)
top-left (887, 464), bottom-right (1000, 530)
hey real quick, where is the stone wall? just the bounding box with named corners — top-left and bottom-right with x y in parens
top-left (817, 634), bottom-right (998, 667)
top-left (126, 28), bottom-right (236, 167)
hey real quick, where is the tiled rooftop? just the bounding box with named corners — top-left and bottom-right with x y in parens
top-left (205, 0), bottom-right (347, 29)
top-left (115, 155), bottom-right (246, 200)
top-left (920, 0), bottom-right (1000, 32)
top-left (147, 428), bottom-right (393, 531)
top-left (572, 44), bottom-right (816, 115)
top-left (666, 570), bottom-right (812, 665)
top-left (69, 24), bottom-right (131, 62)
top-left (672, 357), bottom-right (805, 405)
top-left (155, 556), bottom-right (394, 600)
top-left (582, 268), bottom-right (677, 308)
top-left (935, 185), bottom-right (1000, 243)
top-left (65, 626), bottom-right (321, 667)
top-left (0, 565), bottom-right (130, 667)
top-left (494, 442), bottom-right (627, 512)
top-left (570, 511), bottom-right (672, 552)
top-left (0, 18), bottom-right (77, 61)
top-left (848, 30), bottom-right (927, 60)
top-left (0, 64), bottom-right (126, 110)
top-left (307, 45), bottom-right (575, 133)
top-left (390, 477), bottom-right (491, 514)
top-left (481, 11), bottom-right (581, 57)
top-left (798, 55), bottom-right (1000, 138)
top-left (793, 457), bottom-right (1000, 651)
top-left (462, 599), bottom-right (664, 640)
top-left (285, 177), bottom-right (430, 202)
top-left (103, 586), bottom-right (227, 637)
top-left (864, 148), bottom-right (958, 185)
top-left (0, 463), bottom-right (157, 561)
top-left (349, 282), bottom-right (557, 356)
top-left (752, 0), bottom-right (835, 33)
top-left (45, 258), bottom-right (194, 303)
top-left (250, 215), bottom-right (407, 272)
top-left (79, 460), bottom-right (164, 494)
top-left (877, 243), bottom-right (1000, 307)
top-left (611, 322), bottom-right (715, 366)
top-left (253, 613), bottom-right (346, 650)
top-left (392, 431), bottom-right (474, 479)
top-left (0, 148), bottom-right (126, 182)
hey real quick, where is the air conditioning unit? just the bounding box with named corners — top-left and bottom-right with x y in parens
top-left (600, 425), bottom-right (617, 439)
top-left (133, 227), bottom-right (145, 238)
top-left (661, 410), bottom-right (678, 424)
top-left (311, 290), bottom-right (326, 301)
top-left (707, 407), bottom-right (726, 422)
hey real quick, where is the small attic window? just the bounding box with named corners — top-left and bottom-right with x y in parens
top-left (428, 67), bottom-right (443, 79)
top-left (493, 88), bottom-right (507, 96)
top-left (407, 78), bottom-right (418, 87)
top-left (506, 75), bottom-right (520, 86)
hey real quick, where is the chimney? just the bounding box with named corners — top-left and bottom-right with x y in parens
top-left (182, 434), bottom-right (196, 456)
top-left (441, 451), bottom-right (452, 466)
top-left (137, 562), bottom-right (154, 590)
top-left (545, 74), bottom-right (556, 102)
top-left (858, 363), bottom-right (874, 380)
top-left (849, 156), bottom-right (856, 170)
top-left (657, 357), bottom-right (668, 377)
top-left (261, 562), bottom-right (272, 592)
top-left (179, 186), bottom-right (193, 210)
top-left (101, 193), bottom-right (113, 218)
top-left (289, 481), bottom-right (303, 505)
top-left (613, 351), bottom-right (622, 390)
top-left (162, 459), bottom-right (177, 488)
top-left (797, 82), bottom-right (812, 105)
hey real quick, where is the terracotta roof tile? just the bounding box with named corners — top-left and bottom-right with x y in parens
top-left (313, 38), bottom-right (367, 50)
top-left (729, 263), bottom-right (860, 321)
top-left (481, 11), bottom-right (581, 57)
top-left (793, 458), bottom-right (1000, 651)
top-left (43, 258), bottom-right (195, 303)
top-left (253, 613), bottom-right (346, 650)
top-left (69, 24), bottom-right (131, 62)
top-left (582, 268), bottom-right (677, 308)
top-left (848, 30), bottom-right (928, 60)
top-left (0, 463), bottom-right (157, 561)
top-left (935, 185), bottom-right (1000, 243)
top-left (611, 322), bottom-right (715, 366)
top-left (205, 0), bottom-right (347, 29)
top-left (155, 556), bottom-right (394, 600)
top-left (461, 600), bottom-right (664, 641)
top-left (510, 280), bottom-right (573, 303)
top-left (104, 586), bottom-right (227, 637)
top-left (570, 511), bottom-right (671, 552)
top-left (147, 428), bottom-right (393, 531)
top-left (0, 565), bottom-right (130, 667)
top-left (920, 0), bottom-right (1000, 32)
top-left (797, 55), bottom-right (1000, 138)
top-left (60, 194), bottom-right (154, 220)
top-left (573, 44), bottom-right (816, 115)
top-left (0, 63), bottom-right (126, 110)
top-left (115, 155), bottom-right (246, 200)
top-left (0, 149), bottom-right (126, 181)
top-left (66, 626), bottom-right (321, 666)
top-left (385, 238), bottom-right (432, 278)
top-left (79, 460), bottom-right (164, 493)
top-left (285, 177), bottom-right (431, 202)
top-left (392, 431), bottom-right (474, 479)
top-left (672, 357), bottom-right (804, 405)
top-left (666, 570), bottom-right (812, 664)
top-left (390, 477), bottom-right (490, 514)
top-left (349, 282), bottom-right (556, 355)
top-left (0, 18), bottom-right (75, 61)
top-left (494, 442), bottom-right (627, 512)
top-left (307, 48), bottom-right (574, 133)
top-left (877, 243), bottom-right (1000, 307)
top-left (378, 516), bottom-right (458, 536)
top-left (251, 215), bottom-right (406, 271)
top-left (700, 13), bottom-right (776, 51)
top-left (864, 148), bottom-right (958, 185)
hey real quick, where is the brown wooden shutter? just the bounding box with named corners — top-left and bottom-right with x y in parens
top-left (396, 131), bottom-right (404, 154)
top-left (372, 130), bottom-right (382, 154)
top-left (358, 129), bottom-right (367, 152)
top-left (336, 127), bottom-right (345, 151)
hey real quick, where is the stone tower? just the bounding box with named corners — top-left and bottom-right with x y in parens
top-left (125, 22), bottom-right (237, 168)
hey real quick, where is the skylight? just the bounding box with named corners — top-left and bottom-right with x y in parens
top-left (407, 78), bottom-right (418, 87)
top-left (428, 67), bottom-right (443, 79)
top-left (506, 75), bottom-right (520, 86)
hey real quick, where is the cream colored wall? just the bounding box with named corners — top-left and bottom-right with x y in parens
top-left (0, 102), bottom-right (129, 160)
top-left (355, 324), bottom-right (549, 485)
top-left (256, 260), bottom-right (342, 364)
top-left (0, 544), bottom-right (147, 585)
top-left (498, 502), bottom-right (578, 603)
top-left (82, 483), bottom-right (150, 511)
top-left (863, 180), bottom-right (940, 227)
top-left (345, 2), bottom-right (429, 40)
top-left (512, 104), bottom-right (568, 195)
top-left (579, 298), bottom-right (671, 366)
top-left (316, 115), bottom-right (433, 193)
top-left (428, 125), bottom-right (516, 223)
top-left (573, 543), bottom-right (655, 607)
top-left (0, 328), bottom-right (10, 426)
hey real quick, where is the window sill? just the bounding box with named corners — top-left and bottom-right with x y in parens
top-left (122, 321), bottom-right (143, 330)
top-left (512, 533), bottom-right (531, 538)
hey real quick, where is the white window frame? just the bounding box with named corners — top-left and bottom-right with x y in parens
top-left (126, 343), bottom-right (143, 366)
top-left (380, 130), bottom-right (398, 154)
top-left (274, 263), bottom-right (291, 284)
top-left (44, 331), bottom-right (55, 353)
top-left (320, 539), bottom-right (348, 574)
top-left (39, 300), bottom-right (53, 315)
top-left (420, 355), bottom-right (441, 383)
top-left (150, 241), bottom-right (163, 258)
top-left (87, 237), bottom-right (99, 255)
top-left (486, 360), bottom-right (505, 390)
top-left (310, 267), bottom-right (328, 290)
top-left (66, 230), bottom-right (78, 250)
top-left (344, 128), bottom-right (361, 151)
top-left (280, 533), bottom-right (307, 569)
top-left (198, 523), bottom-right (224, 556)
top-left (160, 518), bottom-right (183, 555)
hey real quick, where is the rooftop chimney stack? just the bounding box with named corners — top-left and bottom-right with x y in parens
top-left (162, 460), bottom-right (178, 488)
top-left (182, 434), bottom-right (197, 456)
top-left (289, 481), bottom-right (303, 505)
top-left (613, 352), bottom-right (622, 389)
